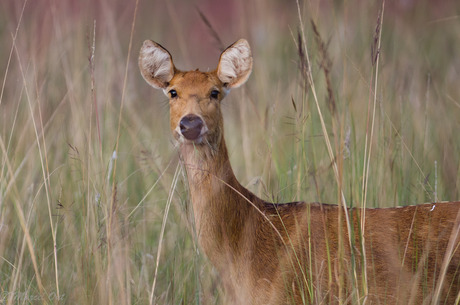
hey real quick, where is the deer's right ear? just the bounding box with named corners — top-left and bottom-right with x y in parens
top-left (139, 40), bottom-right (175, 89)
top-left (217, 39), bottom-right (253, 89)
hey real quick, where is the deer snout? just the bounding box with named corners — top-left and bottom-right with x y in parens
top-left (179, 115), bottom-right (207, 142)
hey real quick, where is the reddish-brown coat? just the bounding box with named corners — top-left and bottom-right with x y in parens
top-left (139, 39), bottom-right (460, 304)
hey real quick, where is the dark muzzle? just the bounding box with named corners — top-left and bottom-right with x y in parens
top-left (179, 115), bottom-right (204, 141)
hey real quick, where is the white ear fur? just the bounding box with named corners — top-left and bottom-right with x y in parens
top-left (217, 39), bottom-right (253, 89)
top-left (139, 40), bottom-right (175, 89)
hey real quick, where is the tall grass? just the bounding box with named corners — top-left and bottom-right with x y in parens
top-left (0, 0), bottom-right (459, 304)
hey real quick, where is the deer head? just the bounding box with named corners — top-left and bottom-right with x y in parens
top-left (139, 39), bottom-right (253, 149)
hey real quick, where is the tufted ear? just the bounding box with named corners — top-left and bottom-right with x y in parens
top-left (217, 39), bottom-right (253, 89)
top-left (139, 40), bottom-right (175, 89)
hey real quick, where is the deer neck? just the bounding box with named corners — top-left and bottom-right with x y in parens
top-left (179, 137), bottom-right (234, 187)
top-left (178, 138), bottom-right (252, 260)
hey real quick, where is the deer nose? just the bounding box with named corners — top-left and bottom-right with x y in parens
top-left (179, 115), bottom-right (205, 141)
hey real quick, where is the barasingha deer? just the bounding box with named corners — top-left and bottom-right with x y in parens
top-left (139, 38), bottom-right (460, 304)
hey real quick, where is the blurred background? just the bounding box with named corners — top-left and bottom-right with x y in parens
top-left (1, 0), bottom-right (459, 304)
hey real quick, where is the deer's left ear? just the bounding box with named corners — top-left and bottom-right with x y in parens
top-left (217, 39), bottom-right (253, 89)
top-left (139, 40), bottom-right (175, 89)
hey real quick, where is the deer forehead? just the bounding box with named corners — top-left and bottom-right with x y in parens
top-left (166, 70), bottom-right (224, 96)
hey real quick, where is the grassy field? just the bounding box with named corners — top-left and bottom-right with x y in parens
top-left (1, 0), bottom-right (459, 304)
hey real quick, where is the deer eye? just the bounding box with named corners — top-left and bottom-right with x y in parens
top-left (210, 90), bottom-right (219, 99)
top-left (169, 89), bottom-right (178, 98)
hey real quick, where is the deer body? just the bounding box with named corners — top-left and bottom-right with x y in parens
top-left (139, 39), bottom-right (460, 304)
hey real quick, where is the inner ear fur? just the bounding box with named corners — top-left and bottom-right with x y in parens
top-left (139, 40), bottom-right (175, 89)
top-left (217, 39), bottom-right (253, 89)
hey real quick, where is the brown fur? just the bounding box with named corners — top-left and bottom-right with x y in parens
top-left (139, 39), bottom-right (460, 304)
